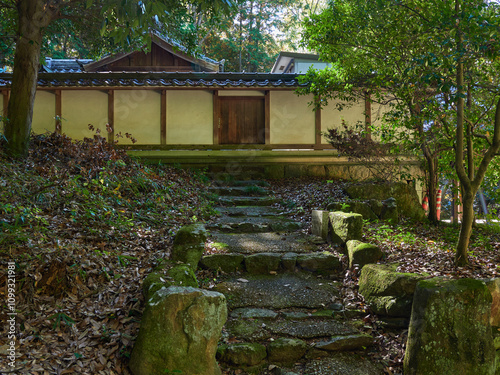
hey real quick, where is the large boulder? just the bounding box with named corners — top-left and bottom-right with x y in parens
top-left (326, 201), bottom-right (378, 221)
top-left (485, 278), bottom-right (500, 328)
top-left (171, 224), bottom-right (208, 270)
top-left (345, 182), bottom-right (425, 221)
top-left (329, 211), bottom-right (363, 245)
top-left (404, 278), bottom-right (495, 375)
top-left (346, 240), bottom-right (383, 269)
top-left (358, 263), bottom-right (425, 317)
top-left (142, 264), bottom-right (199, 300)
top-left (130, 286), bottom-right (227, 375)
top-left (380, 197), bottom-right (398, 224)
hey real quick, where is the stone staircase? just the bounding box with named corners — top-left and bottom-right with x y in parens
top-left (200, 180), bottom-right (385, 375)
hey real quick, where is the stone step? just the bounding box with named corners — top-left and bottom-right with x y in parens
top-left (209, 186), bottom-right (269, 196)
top-left (218, 196), bottom-right (278, 206)
top-left (201, 251), bottom-right (342, 275)
top-left (215, 274), bottom-right (341, 309)
top-left (216, 206), bottom-right (286, 217)
top-left (206, 219), bottom-right (302, 233)
top-left (207, 232), bottom-right (320, 255)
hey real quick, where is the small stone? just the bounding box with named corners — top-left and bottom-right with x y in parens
top-left (267, 338), bottom-right (308, 363)
top-left (281, 252), bottom-right (297, 272)
top-left (316, 334), bottom-right (374, 351)
top-left (283, 311), bottom-right (310, 320)
top-left (231, 308), bottom-right (278, 320)
top-left (245, 253), bottom-right (282, 274)
top-left (218, 343), bottom-right (267, 366)
top-left (200, 253), bottom-right (244, 273)
top-left (312, 210), bottom-right (330, 240)
top-left (296, 252), bottom-right (341, 274)
top-left (346, 240), bottom-right (383, 269)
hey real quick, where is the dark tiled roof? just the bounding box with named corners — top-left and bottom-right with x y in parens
top-left (41, 58), bottom-right (94, 73)
top-left (0, 72), bottom-right (305, 88)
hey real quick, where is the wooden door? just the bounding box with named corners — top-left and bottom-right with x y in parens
top-left (219, 97), bottom-right (265, 144)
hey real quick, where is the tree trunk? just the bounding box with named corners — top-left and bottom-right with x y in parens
top-left (455, 189), bottom-right (475, 266)
top-left (5, 0), bottom-right (50, 158)
top-left (425, 154), bottom-right (439, 224)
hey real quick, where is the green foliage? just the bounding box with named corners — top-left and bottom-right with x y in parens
top-left (0, 132), bottom-right (217, 249)
top-left (48, 310), bottom-right (75, 329)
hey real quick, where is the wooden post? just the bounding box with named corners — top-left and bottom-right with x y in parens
top-left (315, 96), bottom-right (322, 149)
top-left (161, 89), bottom-right (167, 145)
top-left (55, 90), bottom-right (62, 133)
top-left (213, 90), bottom-right (219, 145)
top-left (364, 91), bottom-right (372, 140)
top-left (107, 89), bottom-right (114, 143)
top-left (265, 90), bottom-right (270, 145)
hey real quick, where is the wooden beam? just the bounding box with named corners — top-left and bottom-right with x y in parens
top-left (55, 90), bottom-right (62, 133)
top-left (315, 98), bottom-right (322, 149)
top-left (213, 90), bottom-right (219, 145)
top-left (265, 90), bottom-right (270, 144)
top-left (116, 143), bottom-right (335, 151)
top-left (161, 89), bottom-right (167, 145)
top-left (107, 89), bottom-right (115, 143)
top-left (365, 91), bottom-right (372, 140)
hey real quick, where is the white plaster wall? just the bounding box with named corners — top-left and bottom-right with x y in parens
top-left (114, 90), bottom-right (160, 144)
top-left (270, 91), bottom-right (315, 144)
top-left (32, 91), bottom-right (56, 134)
top-left (167, 90), bottom-right (213, 144)
top-left (321, 99), bottom-right (365, 143)
top-left (62, 90), bottom-right (108, 140)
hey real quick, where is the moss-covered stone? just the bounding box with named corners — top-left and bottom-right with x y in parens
top-left (142, 271), bottom-right (172, 300)
top-left (316, 334), bottom-right (374, 351)
top-left (358, 263), bottom-right (425, 317)
top-left (381, 197), bottom-right (398, 224)
top-left (345, 182), bottom-right (425, 221)
top-left (312, 210), bottom-right (331, 240)
top-left (281, 252), bottom-right (297, 272)
top-left (329, 211), bottom-right (363, 245)
top-left (296, 252), bottom-right (341, 275)
top-left (404, 278), bottom-right (495, 375)
top-left (171, 224), bottom-right (208, 270)
top-left (327, 201), bottom-right (378, 221)
top-left (218, 343), bottom-right (267, 366)
top-left (200, 254), bottom-right (245, 273)
top-left (245, 253), bottom-right (281, 274)
top-left (130, 286), bottom-right (227, 375)
top-left (267, 338), bottom-right (308, 363)
top-left (485, 278), bottom-right (500, 327)
top-left (346, 240), bottom-right (383, 269)
top-left (167, 264), bottom-right (199, 288)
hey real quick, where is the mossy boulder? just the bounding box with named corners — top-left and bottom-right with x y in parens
top-left (346, 240), bottom-right (383, 269)
top-left (217, 343), bottom-right (267, 366)
top-left (130, 286), bottom-right (227, 375)
top-left (381, 197), bottom-right (398, 223)
top-left (267, 338), bottom-right (308, 363)
top-left (142, 272), bottom-right (171, 300)
top-left (404, 278), bottom-right (495, 375)
top-left (358, 263), bottom-right (425, 317)
top-left (171, 224), bottom-right (208, 270)
top-left (345, 182), bottom-right (425, 221)
top-left (200, 254), bottom-right (245, 273)
top-left (327, 201), bottom-right (378, 221)
top-left (485, 278), bottom-right (500, 328)
top-left (312, 210), bottom-right (330, 240)
top-left (329, 211), bottom-right (363, 245)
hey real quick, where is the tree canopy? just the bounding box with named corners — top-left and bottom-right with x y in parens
top-left (300, 0), bottom-right (500, 265)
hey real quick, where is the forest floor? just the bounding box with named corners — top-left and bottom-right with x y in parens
top-left (1, 133), bottom-right (499, 374)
